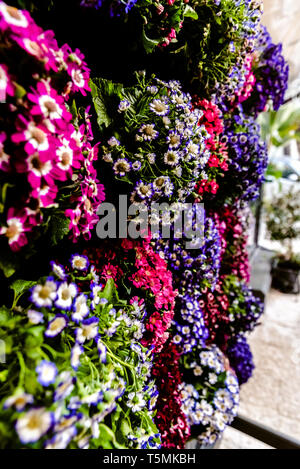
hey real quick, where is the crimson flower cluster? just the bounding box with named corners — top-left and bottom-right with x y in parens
top-left (152, 341), bottom-right (190, 449)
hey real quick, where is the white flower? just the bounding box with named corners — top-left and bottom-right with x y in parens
top-left (107, 136), bottom-right (120, 147)
top-left (70, 254), bottom-right (89, 271)
top-left (45, 314), bottom-right (68, 337)
top-left (76, 317), bottom-right (99, 343)
top-left (4, 391), bottom-right (34, 411)
top-left (193, 365), bottom-right (203, 377)
top-left (127, 392), bottom-right (146, 413)
top-left (72, 294), bottom-right (89, 322)
top-left (164, 150), bottom-right (179, 166)
top-left (55, 282), bottom-right (77, 310)
top-left (50, 262), bottom-right (66, 280)
top-left (118, 99), bottom-right (130, 112)
top-left (27, 309), bottom-right (44, 324)
top-left (45, 427), bottom-right (76, 449)
top-left (36, 361), bottom-right (58, 387)
top-left (149, 99), bottom-right (169, 116)
top-left (16, 408), bottom-right (53, 444)
top-left (31, 279), bottom-right (57, 308)
top-left (139, 124), bottom-right (159, 141)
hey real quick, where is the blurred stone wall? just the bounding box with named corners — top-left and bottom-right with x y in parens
top-left (263, 0), bottom-right (300, 82)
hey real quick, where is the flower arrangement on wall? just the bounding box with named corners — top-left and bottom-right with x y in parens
top-left (0, 0), bottom-right (289, 449)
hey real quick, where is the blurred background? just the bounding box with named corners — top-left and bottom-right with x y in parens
top-left (220, 0), bottom-right (300, 449)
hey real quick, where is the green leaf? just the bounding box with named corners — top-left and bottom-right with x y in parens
top-left (90, 78), bottom-right (123, 129)
top-left (99, 278), bottom-right (119, 304)
top-left (0, 370), bottom-right (8, 382)
top-left (142, 27), bottom-right (160, 54)
top-left (10, 279), bottom-right (36, 301)
top-left (0, 251), bottom-right (18, 278)
top-left (48, 213), bottom-right (70, 246)
top-left (183, 5), bottom-right (198, 19)
top-left (13, 82), bottom-right (26, 99)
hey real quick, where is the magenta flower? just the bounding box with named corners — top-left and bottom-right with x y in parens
top-left (0, 2), bottom-right (31, 33)
top-left (27, 80), bottom-right (72, 125)
top-left (12, 116), bottom-right (52, 155)
top-left (0, 208), bottom-right (31, 251)
top-left (0, 132), bottom-right (10, 171)
top-left (0, 63), bottom-right (14, 99)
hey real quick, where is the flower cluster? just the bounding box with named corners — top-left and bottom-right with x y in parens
top-left (155, 0), bottom-right (263, 97)
top-left (179, 345), bottom-right (239, 446)
top-left (242, 26), bottom-right (289, 117)
top-left (212, 206), bottom-right (251, 283)
top-left (0, 256), bottom-right (160, 449)
top-left (156, 211), bottom-right (222, 297)
top-left (80, 0), bottom-right (187, 50)
top-left (0, 2), bottom-right (104, 261)
top-left (192, 98), bottom-right (229, 199)
top-left (227, 335), bottom-right (255, 385)
top-left (201, 275), bottom-right (264, 349)
top-left (151, 341), bottom-right (190, 449)
top-left (93, 73), bottom-right (211, 206)
top-left (216, 106), bottom-right (268, 204)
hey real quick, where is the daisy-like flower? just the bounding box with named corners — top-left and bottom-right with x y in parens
top-left (50, 261), bottom-right (66, 280)
top-left (164, 150), bottom-right (179, 166)
top-left (71, 343), bottom-right (83, 370)
top-left (36, 361), bottom-right (58, 387)
top-left (31, 278), bottom-right (57, 308)
top-left (97, 339), bottom-right (107, 363)
top-left (4, 391), bottom-right (34, 411)
top-left (27, 309), bottom-right (44, 325)
top-left (72, 294), bottom-right (89, 323)
top-left (166, 131), bottom-right (181, 148)
top-left (173, 334), bottom-right (182, 344)
top-left (55, 282), bottom-right (77, 310)
top-left (45, 314), bottom-right (68, 337)
top-left (127, 392), bottom-right (146, 413)
top-left (12, 118), bottom-right (51, 156)
top-left (0, 207), bottom-right (30, 251)
top-left (15, 408), bottom-right (53, 444)
top-left (118, 99), bottom-right (130, 112)
top-left (147, 153), bottom-right (156, 164)
top-left (27, 81), bottom-right (71, 123)
top-left (135, 180), bottom-right (153, 200)
top-left (139, 124), bottom-right (159, 141)
top-left (113, 158), bottom-right (131, 177)
top-left (193, 365), bottom-right (203, 376)
top-left (76, 317), bottom-right (99, 343)
top-left (70, 254), bottom-right (89, 271)
top-left (152, 176), bottom-right (169, 192)
top-left (54, 372), bottom-right (75, 401)
top-left (149, 99), bottom-right (169, 116)
top-left (102, 152), bottom-right (113, 163)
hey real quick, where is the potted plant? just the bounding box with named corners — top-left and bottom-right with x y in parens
top-left (265, 186), bottom-right (300, 293)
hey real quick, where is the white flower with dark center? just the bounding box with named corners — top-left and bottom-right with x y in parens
top-left (45, 314), bottom-right (68, 337)
top-left (4, 391), bottom-right (34, 411)
top-left (167, 131), bottom-right (181, 149)
top-left (136, 181), bottom-right (153, 199)
top-left (127, 392), bottom-right (146, 413)
top-left (55, 282), bottom-right (77, 310)
top-left (70, 254), bottom-right (89, 271)
top-left (36, 361), bottom-right (58, 387)
top-left (113, 158), bottom-right (131, 176)
top-left (76, 317), bottom-right (99, 343)
top-left (149, 99), bottom-right (169, 116)
top-left (132, 161), bottom-right (142, 171)
top-left (72, 294), bottom-right (89, 322)
top-left (164, 150), bottom-right (179, 166)
top-left (27, 309), bottom-right (44, 325)
top-left (139, 124), bottom-right (159, 141)
top-left (16, 408), bottom-right (53, 444)
top-left (31, 279), bottom-right (57, 308)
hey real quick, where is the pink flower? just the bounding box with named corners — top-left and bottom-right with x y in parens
top-left (0, 63), bottom-right (14, 99)
top-left (12, 116), bottom-right (52, 155)
top-left (27, 80), bottom-right (72, 125)
top-left (31, 182), bottom-right (58, 208)
top-left (0, 132), bottom-right (10, 171)
top-left (0, 2), bottom-right (31, 33)
top-left (0, 208), bottom-right (31, 251)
